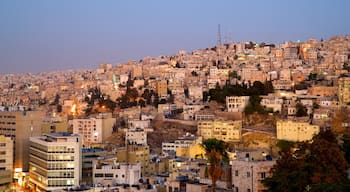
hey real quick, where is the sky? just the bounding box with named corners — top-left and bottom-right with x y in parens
top-left (1, 0), bottom-right (350, 74)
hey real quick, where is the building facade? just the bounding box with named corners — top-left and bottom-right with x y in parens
top-left (276, 120), bottom-right (320, 142)
top-left (0, 135), bottom-right (13, 191)
top-left (338, 77), bottom-right (350, 105)
top-left (92, 158), bottom-right (141, 186)
top-left (231, 159), bottom-right (276, 192)
top-left (0, 111), bottom-right (44, 172)
top-left (198, 120), bottom-right (242, 142)
top-left (72, 113), bottom-right (115, 147)
top-left (29, 133), bottom-right (82, 192)
top-left (226, 96), bottom-right (250, 112)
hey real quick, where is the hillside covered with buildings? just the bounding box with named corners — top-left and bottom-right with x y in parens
top-left (1, 36), bottom-right (350, 191)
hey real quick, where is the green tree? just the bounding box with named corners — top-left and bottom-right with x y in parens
top-left (201, 138), bottom-right (228, 192)
top-left (264, 130), bottom-right (350, 192)
top-left (296, 103), bottom-right (308, 117)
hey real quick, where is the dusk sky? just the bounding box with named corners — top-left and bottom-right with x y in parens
top-left (1, 0), bottom-right (350, 74)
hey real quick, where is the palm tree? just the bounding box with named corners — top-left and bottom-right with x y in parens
top-left (201, 138), bottom-right (229, 192)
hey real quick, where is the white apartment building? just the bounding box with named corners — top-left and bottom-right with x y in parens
top-left (0, 135), bottom-right (13, 191)
top-left (126, 128), bottom-right (147, 145)
top-left (276, 120), bottom-right (320, 142)
top-left (183, 104), bottom-right (203, 120)
top-left (162, 136), bottom-right (198, 155)
top-left (92, 158), bottom-right (141, 186)
top-left (261, 95), bottom-right (283, 112)
top-left (226, 96), bottom-right (250, 112)
top-left (29, 133), bottom-right (82, 192)
top-left (72, 113), bottom-right (116, 147)
top-left (198, 120), bottom-right (242, 142)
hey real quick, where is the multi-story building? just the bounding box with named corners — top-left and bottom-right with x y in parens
top-left (276, 120), bottom-right (320, 142)
top-left (198, 120), bottom-right (242, 142)
top-left (92, 158), bottom-right (141, 186)
top-left (162, 135), bottom-right (199, 155)
top-left (29, 133), bottom-right (82, 192)
top-left (116, 144), bottom-right (150, 176)
top-left (231, 159), bottom-right (276, 192)
top-left (261, 94), bottom-right (283, 112)
top-left (226, 96), bottom-right (250, 112)
top-left (0, 110), bottom-right (44, 172)
top-left (126, 128), bottom-right (147, 145)
top-left (72, 113), bottom-right (116, 147)
top-left (156, 80), bottom-right (168, 98)
top-left (0, 135), bottom-right (13, 191)
top-left (338, 77), bottom-right (350, 105)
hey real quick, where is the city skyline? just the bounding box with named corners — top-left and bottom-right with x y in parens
top-left (1, 0), bottom-right (350, 74)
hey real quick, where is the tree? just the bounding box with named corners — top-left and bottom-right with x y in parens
top-left (201, 138), bottom-right (228, 192)
top-left (244, 95), bottom-right (265, 115)
top-left (296, 103), bottom-right (308, 117)
top-left (264, 130), bottom-right (350, 192)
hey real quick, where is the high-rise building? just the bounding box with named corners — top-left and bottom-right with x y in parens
top-left (0, 111), bottom-right (43, 172)
top-left (29, 133), bottom-right (82, 192)
top-left (0, 135), bottom-right (13, 191)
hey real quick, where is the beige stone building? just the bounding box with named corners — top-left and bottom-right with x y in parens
top-left (232, 159), bottom-right (276, 192)
top-left (226, 96), bottom-right (250, 112)
top-left (276, 120), bottom-right (320, 142)
top-left (72, 113), bottom-right (115, 147)
top-left (338, 77), bottom-right (350, 105)
top-left (198, 120), bottom-right (242, 142)
top-left (156, 80), bottom-right (168, 98)
top-left (116, 144), bottom-right (150, 176)
top-left (0, 111), bottom-right (44, 172)
top-left (0, 135), bottom-right (13, 191)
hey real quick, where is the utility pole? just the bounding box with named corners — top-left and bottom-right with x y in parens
top-left (217, 24), bottom-right (222, 46)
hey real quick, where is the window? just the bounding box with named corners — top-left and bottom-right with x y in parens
top-left (247, 171), bottom-right (251, 177)
top-left (235, 170), bottom-right (238, 176)
top-left (0, 159), bottom-right (5, 163)
top-left (261, 172), bottom-right (266, 179)
top-left (235, 187), bottom-right (239, 192)
top-left (94, 173), bottom-right (103, 177)
top-left (105, 173), bottom-right (113, 178)
top-left (247, 189), bottom-right (251, 192)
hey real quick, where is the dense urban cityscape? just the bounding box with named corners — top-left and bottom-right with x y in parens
top-left (1, 35), bottom-right (350, 191)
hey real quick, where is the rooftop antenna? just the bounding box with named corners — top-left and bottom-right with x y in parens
top-left (217, 24), bottom-right (222, 46)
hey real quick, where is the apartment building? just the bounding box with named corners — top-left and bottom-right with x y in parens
top-left (0, 135), bottom-right (13, 191)
top-left (198, 120), bottom-right (242, 142)
top-left (72, 113), bottom-right (115, 147)
top-left (116, 144), bottom-right (150, 176)
top-left (338, 77), bottom-right (350, 105)
top-left (226, 96), bottom-right (250, 112)
top-left (232, 159), bottom-right (276, 192)
top-left (29, 133), bottom-right (82, 192)
top-left (156, 80), bottom-right (168, 98)
top-left (0, 110), bottom-right (44, 172)
top-left (92, 158), bottom-right (141, 186)
top-left (276, 120), bottom-right (320, 142)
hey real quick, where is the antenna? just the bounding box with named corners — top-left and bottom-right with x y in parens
top-left (217, 24), bottom-right (222, 46)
